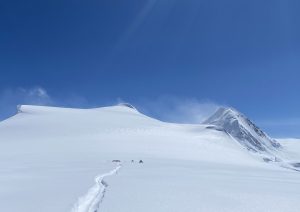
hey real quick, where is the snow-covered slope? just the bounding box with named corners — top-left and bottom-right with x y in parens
top-left (1, 105), bottom-right (260, 164)
top-left (0, 105), bottom-right (300, 212)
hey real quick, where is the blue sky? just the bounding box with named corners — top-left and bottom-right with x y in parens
top-left (1, 0), bottom-right (300, 137)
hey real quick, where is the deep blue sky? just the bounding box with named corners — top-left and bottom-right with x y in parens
top-left (1, 0), bottom-right (300, 137)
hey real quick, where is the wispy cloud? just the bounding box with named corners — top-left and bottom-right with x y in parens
top-left (134, 96), bottom-right (222, 124)
top-left (19, 87), bottom-right (52, 104)
top-left (0, 87), bottom-right (94, 120)
top-left (0, 87), bottom-right (53, 120)
top-left (0, 86), bottom-right (53, 107)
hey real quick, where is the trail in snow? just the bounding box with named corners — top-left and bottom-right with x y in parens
top-left (71, 165), bottom-right (121, 212)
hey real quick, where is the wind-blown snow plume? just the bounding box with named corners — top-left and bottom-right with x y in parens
top-left (135, 96), bottom-right (221, 124)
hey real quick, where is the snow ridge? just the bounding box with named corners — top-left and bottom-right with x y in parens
top-left (71, 165), bottom-right (121, 212)
top-left (203, 107), bottom-right (281, 153)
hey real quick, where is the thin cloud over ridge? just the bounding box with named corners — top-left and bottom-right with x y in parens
top-left (0, 87), bottom-right (93, 120)
top-left (134, 96), bottom-right (222, 124)
top-left (0, 87), bottom-right (53, 120)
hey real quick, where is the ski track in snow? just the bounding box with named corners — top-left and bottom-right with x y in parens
top-left (71, 164), bottom-right (121, 212)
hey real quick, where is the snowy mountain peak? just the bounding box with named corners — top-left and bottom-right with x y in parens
top-left (203, 107), bottom-right (281, 152)
top-left (204, 107), bottom-right (240, 123)
top-left (117, 103), bottom-right (137, 111)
